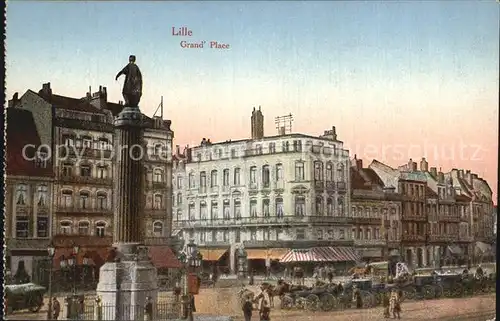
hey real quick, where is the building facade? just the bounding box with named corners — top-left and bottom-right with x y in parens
top-left (350, 157), bottom-right (402, 262)
top-left (6, 108), bottom-right (55, 283)
top-left (172, 108), bottom-right (354, 274)
top-left (8, 83), bottom-right (175, 281)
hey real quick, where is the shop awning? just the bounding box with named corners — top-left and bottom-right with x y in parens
top-left (313, 247), bottom-right (361, 262)
top-left (199, 248), bottom-right (228, 261)
top-left (447, 245), bottom-right (464, 256)
top-left (359, 248), bottom-right (382, 258)
top-left (474, 242), bottom-right (493, 255)
top-left (280, 249), bottom-right (325, 263)
top-left (268, 248), bottom-right (289, 260)
top-left (149, 246), bottom-right (182, 269)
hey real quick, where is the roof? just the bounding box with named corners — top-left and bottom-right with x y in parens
top-left (37, 91), bottom-right (106, 114)
top-left (361, 168), bottom-right (385, 187)
top-left (426, 186), bottom-right (438, 198)
top-left (149, 245), bottom-right (182, 269)
top-left (350, 168), bottom-right (369, 190)
top-left (6, 108), bottom-right (53, 177)
top-left (455, 194), bottom-right (472, 202)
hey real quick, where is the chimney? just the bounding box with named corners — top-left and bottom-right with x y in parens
top-left (331, 126), bottom-right (337, 140)
top-left (39, 82), bottom-right (52, 97)
top-left (408, 159), bottom-right (413, 170)
top-left (8, 92), bottom-right (19, 108)
top-left (118, 101), bottom-right (123, 105)
top-left (356, 159), bottom-right (363, 170)
top-left (251, 107), bottom-right (264, 139)
top-left (89, 85), bottom-right (108, 109)
top-left (279, 126), bottom-right (286, 136)
top-left (438, 170), bottom-right (445, 184)
top-left (430, 167), bottom-right (437, 178)
top-left (412, 162), bottom-right (417, 172)
top-left (420, 157), bottom-right (428, 172)
top-left (458, 169), bottom-right (464, 179)
top-left (176, 145), bottom-right (180, 155)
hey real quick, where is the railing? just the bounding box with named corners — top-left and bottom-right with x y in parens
top-left (401, 214), bottom-right (427, 221)
top-left (174, 215), bottom-right (351, 228)
top-left (83, 301), bottom-right (180, 321)
top-left (275, 180), bottom-right (285, 190)
top-left (152, 181), bottom-right (168, 190)
top-left (60, 147), bottom-right (113, 159)
top-left (401, 234), bottom-right (426, 242)
top-left (428, 234), bottom-right (457, 243)
top-left (438, 215), bottom-right (460, 222)
top-left (57, 174), bottom-right (113, 186)
top-left (354, 239), bottom-right (386, 246)
top-left (55, 206), bottom-right (112, 214)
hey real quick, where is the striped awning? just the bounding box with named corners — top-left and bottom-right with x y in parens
top-left (314, 247), bottom-right (360, 262)
top-left (199, 248), bottom-right (228, 261)
top-left (280, 249), bottom-right (325, 263)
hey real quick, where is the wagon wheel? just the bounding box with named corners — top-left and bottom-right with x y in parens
top-left (280, 295), bottom-right (294, 310)
top-left (296, 297), bottom-right (307, 310)
top-left (319, 293), bottom-right (336, 311)
top-left (442, 288), bottom-right (453, 298)
top-left (403, 287), bottom-right (416, 301)
top-left (434, 284), bottom-right (443, 298)
top-left (359, 291), bottom-right (374, 308)
top-left (375, 292), bottom-right (385, 306)
top-left (305, 294), bottom-right (320, 311)
top-left (453, 285), bottom-right (464, 297)
top-left (423, 285), bottom-right (435, 300)
top-left (28, 295), bottom-right (43, 313)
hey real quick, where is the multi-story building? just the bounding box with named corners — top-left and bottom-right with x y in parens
top-left (6, 108), bottom-right (55, 283)
top-left (349, 157), bottom-right (402, 262)
top-left (8, 83), bottom-right (175, 281)
top-left (173, 107), bottom-right (355, 274)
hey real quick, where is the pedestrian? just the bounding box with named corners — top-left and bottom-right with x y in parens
top-left (327, 269), bottom-right (334, 284)
top-left (77, 297), bottom-right (85, 320)
top-left (389, 288), bottom-right (401, 319)
top-left (242, 297), bottom-right (253, 321)
top-left (52, 297), bottom-right (61, 320)
top-left (258, 291), bottom-right (271, 321)
top-left (353, 285), bottom-right (363, 309)
top-left (382, 291), bottom-right (390, 318)
top-left (144, 296), bottom-right (153, 321)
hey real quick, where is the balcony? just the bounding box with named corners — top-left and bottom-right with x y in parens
top-left (144, 237), bottom-right (170, 245)
top-left (401, 234), bottom-right (426, 242)
top-left (55, 206), bottom-right (112, 215)
top-left (198, 187), bottom-right (207, 195)
top-left (350, 217), bottom-right (385, 225)
top-left (146, 153), bottom-right (169, 163)
top-left (144, 208), bottom-right (167, 217)
top-left (428, 234), bottom-right (456, 243)
top-left (221, 186), bottom-right (230, 194)
top-left (57, 174), bottom-right (113, 186)
top-left (401, 214), bottom-right (427, 222)
top-left (249, 183), bottom-right (258, 190)
top-left (209, 186), bottom-right (220, 194)
top-left (152, 181), bottom-right (168, 190)
top-left (337, 182), bottom-right (347, 191)
top-left (438, 215), bottom-right (460, 223)
top-left (354, 239), bottom-right (387, 247)
top-left (61, 147), bottom-right (112, 159)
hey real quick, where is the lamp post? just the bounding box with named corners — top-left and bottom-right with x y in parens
top-left (69, 243), bottom-right (80, 295)
top-left (46, 242), bottom-right (56, 320)
top-left (178, 240), bottom-right (202, 321)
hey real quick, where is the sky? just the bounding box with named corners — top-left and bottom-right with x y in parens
top-left (6, 1), bottom-right (499, 200)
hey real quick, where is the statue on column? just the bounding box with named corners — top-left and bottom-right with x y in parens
top-left (115, 55), bottom-right (143, 107)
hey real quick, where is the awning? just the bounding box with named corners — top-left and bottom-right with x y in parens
top-left (475, 242), bottom-right (493, 255)
top-left (280, 249), bottom-right (325, 263)
top-left (447, 245), bottom-right (464, 256)
top-left (199, 248), bottom-right (228, 261)
top-left (359, 248), bottom-right (382, 258)
top-left (313, 247), bottom-right (361, 262)
top-left (268, 248), bottom-right (289, 260)
top-left (149, 246), bottom-right (182, 269)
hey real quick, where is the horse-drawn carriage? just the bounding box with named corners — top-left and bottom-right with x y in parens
top-left (5, 282), bottom-right (47, 314)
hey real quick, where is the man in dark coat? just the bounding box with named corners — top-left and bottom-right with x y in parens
top-left (242, 297), bottom-right (253, 321)
top-left (115, 55), bottom-right (143, 107)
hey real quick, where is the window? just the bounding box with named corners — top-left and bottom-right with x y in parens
top-left (154, 169), bottom-right (163, 183)
top-left (177, 176), bottom-right (183, 189)
top-left (97, 166), bottom-right (107, 179)
top-left (234, 168), bottom-right (241, 185)
top-left (317, 229), bottom-right (324, 240)
top-left (37, 185), bottom-right (48, 207)
top-left (262, 165), bottom-right (270, 188)
top-left (96, 221), bottom-right (106, 237)
top-left (223, 200), bottom-right (230, 219)
top-left (293, 140), bottom-right (302, 152)
top-left (250, 167), bottom-right (257, 184)
top-left (263, 229), bottom-right (270, 240)
top-left (223, 230), bottom-right (229, 242)
top-left (231, 149), bottom-right (237, 158)
top-left (200, 202), bottom-right (207, 220)
top-left (176, 193), bottom-right (182, 205)
top-left (256, 145), bottom-right (263, 155)
top-left (327, 198), bottom-right (333, 216)
top-left (269, 143), bottom-right (276, 153)
top-left (200, 172), bottom-right (207, 188)
top-left (337, 163), bottom-right (345, 181)
top-left (62, 163), bottom-right (73, 177)
top-left (211, 201), bottom-right (218, 220)
top-left (276, 197), bottom-right (284, 218)
top-left (211, 170), bottom-right (218, 187)
top-left (16, 215), bottom-right (29, 238)
top-left (16, 184), bottom-right (27, 205)
top-left (250, 230), bottom-right (257, 240)
top-left (37, 216), bottom-right (49, 238)
top-left (79, 191), bottom-right (90, 209)
top-left (97, 192), bottom-right (107, 210)
top-left (262, 199), bottom-right (270, 217)
top-left (295, 196), bottom-right (305, 216)
top-left (327, 230), bottom-right (334, 240)
top-left (296, 229), bottom-right (305, 240)
top-left (176, 210), bottom-right (182, 221)
top-left (60, 221), bottom-right (72, 235)
top-left (98, 138), bottom-right (111, 150)
top-left (235, 230), bottom-right (241, 242)
top-left (189, 173), bottom-right (196, 188)
top-left (352, 228), bottom-right (357, 239)
top-left (61, 190), bottom-right (73, 208)
top-left (339, 229), bottom-right (345, 240)
top-left (80, 165), bottom-right (91, 177)
top-left (337, 197), bottom-right (344, 216)
top-left (326, 162), bottom-right (333, 181)
top-left (223, 169), bottom-right (230, 186)
top-left (315, 197), bottom-right (324, 215)
top-left (314, 161), bottom-right (324, 181)
top-left (276, 164), bottom-right (283, 181)
top-left (153, 221), bottom-right (163, 236)
top-left (154, 144), bottom-right (163, 155)
top-left (250, 199), bottom-right (258, 218)
top-left (295, 162), bottom-right (305, 181)
top-left (200, 231), bottom-right (206, 243)
top-left (82, 137), bottom-right (92, 148)
top-left (64, 137), bottom-right (74, 146)
top-left (78, 221), bottom-right (90, 235)
top-left (282, 141), bottom-right (290, 152)
top-left (154, 194), bottom-right (162, 209)
top-left (234, 199), bottom-right (241, 219)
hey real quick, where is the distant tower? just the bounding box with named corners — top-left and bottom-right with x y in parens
top-left (251, 106), bottom-right (264, 139)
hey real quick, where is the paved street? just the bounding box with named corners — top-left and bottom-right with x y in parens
top-left (7, 287), bottom-right (496, 320)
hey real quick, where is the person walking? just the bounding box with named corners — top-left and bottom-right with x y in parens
top-left (259, 293), bottom-right (271, 321)
top-left (52, 297), bottom-right (61, 320)
top-left (382, 291), bottom-right (391, 318)
top-left (389, 288), bottom-right (401, 319)
top-left (242, 297), bottom-right (253, 321)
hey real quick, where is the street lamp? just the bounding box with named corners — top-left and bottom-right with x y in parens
top-left (177, 240), bottom-right (202, 321)
top-left (69, 242), bottom-right (80, 295)
top-left (46, 242), bottom-right (56, 320)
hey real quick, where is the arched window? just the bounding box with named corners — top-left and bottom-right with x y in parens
top-left (326, 162), bottom-right (333, 181)
top-left (211, 170), bottom-right (218, 187)
top-left (60, 221), bottom-right (72, 235)
top-left (189, 172), bottom-right (196, 188)
top-left (337, 163), bottom-right (345, 182)
top-left (78, 221), bottom-right (90, 235)
top-left (154, 143), bottom-right (163, 156)
top-left (276, 197), bottom-right (284, 218)
top-left (154, 194), bottom-right (163, 209)
top-left (295, 161), bottom-right (305, 181)
top-left (79, 191), bottom-right (90, 209)
top-left (95, 221), bottom-right (106, 237)
top-left (316, 197), bottom-right (324, 215)
top-left (97, 165), bottom-right (108, 179)
top-left (176, 193), bottom-right (182, 205)
top-left (338, 197), bottom-right (345, 216)
top-left (16, 184), bottom-right (27, 205)
top-left (153, 169), bottom-right (164, 183)
top-left (250, 199), bottom-right (258, 218)
top-left (262, 165), bottom-right (270, 188)
top-left (61, 190), bottom-right (73, 208)
top-left (314, 161), bottom-right (324, 181)
top-left (327, 198), bottom-right (334, 216)
top-left (80, 164), bottom-right (92, 177)
top-left (295, 196), bottom-right (305, 217)
top-left (275, 164), bottom-right (283, 181)
top-left (97, 192), bottom-right (107, 210)
top-left (153, 221), bottom-right (163, 237)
